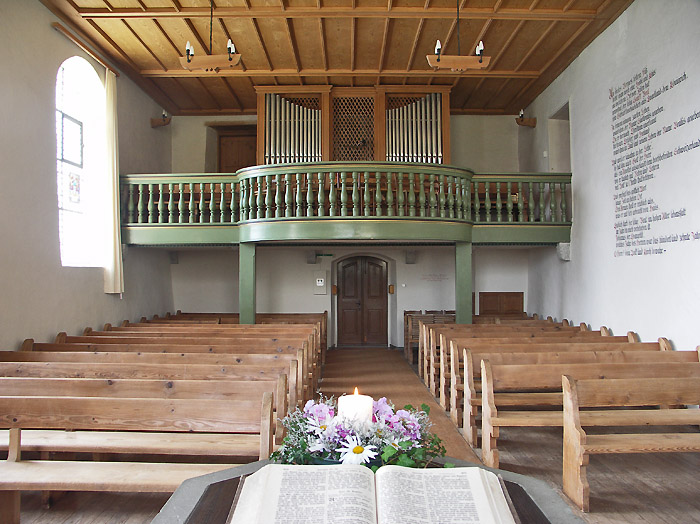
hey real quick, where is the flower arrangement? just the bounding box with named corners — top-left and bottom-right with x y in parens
top-left (270, 395), bottom-right (449, 470)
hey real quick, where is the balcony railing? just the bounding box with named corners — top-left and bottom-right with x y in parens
top-left (121, 163), bottom-right (572, 229)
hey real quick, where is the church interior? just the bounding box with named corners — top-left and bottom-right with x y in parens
top-left (1, 0), bottom-right (700, 522)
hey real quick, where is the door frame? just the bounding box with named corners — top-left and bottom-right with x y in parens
top-left (331, 252), bottom-right (396, 348)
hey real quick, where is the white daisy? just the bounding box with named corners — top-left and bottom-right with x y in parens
top-left (338, 435), bottom-right (377, 465)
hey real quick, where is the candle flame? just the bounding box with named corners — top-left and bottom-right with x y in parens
top-left (353, 387), bottom-right (359, 395)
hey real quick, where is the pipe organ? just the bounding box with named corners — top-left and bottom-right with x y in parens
top-left (386, 93), bottom-right (442, 164)
top-left (263, 94), bottom-right (322, 164)
top-left (256, 86), bottom-right (451, 164)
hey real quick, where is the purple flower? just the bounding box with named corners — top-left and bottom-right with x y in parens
top-left (304, 400), bottom-right (335, 423)
top-left (373, 397), bottom-right (394, 422)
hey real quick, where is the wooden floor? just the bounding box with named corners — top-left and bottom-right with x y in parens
top-left (20, 347), bottom-right (700, 523)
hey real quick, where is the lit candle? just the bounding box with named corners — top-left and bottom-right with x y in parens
top-left (337, 387), bottom-right (374, 426)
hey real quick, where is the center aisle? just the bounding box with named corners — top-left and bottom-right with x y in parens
top-left (319, 347), bottom-right (480, 464)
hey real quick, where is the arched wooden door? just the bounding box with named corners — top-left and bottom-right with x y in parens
top-left (337, 256), bottom-right (388, 346)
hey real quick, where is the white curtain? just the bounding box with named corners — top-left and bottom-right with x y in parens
top-left (103, 70), bottom-right (125, 294)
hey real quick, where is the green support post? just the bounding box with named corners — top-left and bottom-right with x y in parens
top-left (239, 243), bottom-right (256, 324)
top-left (455, 242), bottom-right (473, 324)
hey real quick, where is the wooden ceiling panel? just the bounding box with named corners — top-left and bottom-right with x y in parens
top-left (325, 18), bottom-right (353, 70)
top-left (292, 18), bottom-right (327, 70)
top-left (255, 18), bottom-right (300, 70)
top-left (42, 0), bottom-right (633, 115)
top-left (518, 20), bottom-right (584, 71)
top-left (91, 19), bottom-right (164, 70)
top-left (355, 18), bottom-right (387, 71)
top-left (382, 19), bottom-right (419, 71)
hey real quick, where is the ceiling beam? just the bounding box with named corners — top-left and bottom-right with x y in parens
top-left (251, 18), bottom-right (274, 70)
top-left (141, 68), bottom-right (538, 78)
top-left (405, 18), bottom-right (424, 71)
top-left (221, 77), bottom-right (243, 111)
top-left (377, 17), bottom-right (390, 84)
top-left (77, 7), bottom-right (599, 21)
top-left (121, 19), bottom-right (167, 71)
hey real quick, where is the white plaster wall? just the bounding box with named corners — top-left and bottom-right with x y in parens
top-left (522, 0), bottom-right (700, 348)
top-left (0, 0), bottom-right (173, 350)
top-left (171, 115), bottom-right (257, 173)
top-left (170, 249), bottom-right (239, 312)
top-left (450, 115), bottom-right (520, 172)
top-left (170, 245), bottom-right (529, 347)
top-left (473, 248), bottom-right (529, 314)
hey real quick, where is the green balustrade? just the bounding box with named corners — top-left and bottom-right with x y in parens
top-left (119, 166), bottom-right (571, 244)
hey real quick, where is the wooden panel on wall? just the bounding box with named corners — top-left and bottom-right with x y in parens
top-left (216, 126), bottom-right (257, 173)
top-left (478, 292), bottom-right (524, 315)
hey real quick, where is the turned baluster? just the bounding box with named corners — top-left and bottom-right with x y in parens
top-left (137, 184), bottom-right (145, 223)
top-left (254, 177), bottom-right (262, 219)
top-left (517, 182), bottom-right (524, 223)
top-left (454, 177), bottom-right (463, 219)
top-left (352, 172), bottom-right (359, 217)
top-left (483, 182), bottom-right (491, 222)
top-left (127, 185), bottom-right (135, 223)
top-left (329, 173), bottom-right (337, 216)
top-left (168, 183), bottom-right (175, 223)
top-left (265, 175), bottom-right (273, 218)
top-left (463, 178), bottom-right (471, 221)
top-left (438, 174), bottom-right (446, 218)
top-left (275, 174), bottom-right (283, 218)
top-left (539, 182), bottom-right (546, 222)
top-left (178, 183), bottom-right (185, 223)
top-left (157, 184), bottom-right (164, 223)
top-left (448, 176), bottom-right (455, 219)
top-left (296, 173), bottom-right (303, 217)
top-left (528, 182), bottom-right (535, 222)
top-left (306, 172), bottom-right (314, 217)
top-left (209, 182), bottom-right (216, 222)
top-left (363, 172), bottom-right (371, 217)
top-left (219, 183), bottom-right (225, 223)
top-left (230, 182), bottom-right (240, 224)
top-left (550, 182), bottom-right (557, 222)
top-left (397, 172), bottom-right (405, 217)
top-left (473, 182), bottom-right (481, 222)
top-left (506, 182), bottom-right (513, 223)
top-left (560, 182), bottom-right (568, 223)
top-left (408, 173), bottom-right (416, 217)
top-left (239, 179), bottom-right (247, 221)
top-left (386, 173), bottom-right (394, 217)
top-left (285, 174), bottom-right (293, 218)
top-left (340, 172), bottom-right (348, 217)
top-left (418, 173), bottom-right (426, 217)
top-left (318, 172), bottom-right (326, 217)
top-left (375, 172), bottom-right (383, 217)
top-left (427, 175), bottom-right (436, 217)
top-left (199, 183), bottom-right (206, 223)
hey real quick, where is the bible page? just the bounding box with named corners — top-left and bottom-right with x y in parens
top-left (230, 464), bottom-right (378, 524)
top-left (374, 466), bottom-right (515, 524)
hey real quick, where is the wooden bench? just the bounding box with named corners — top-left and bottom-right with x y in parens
top-left (0, 391), bottom-right (272, 524)
top-left (0, 376), bottom-right (281, 451)
top-left (422, 324), bottom-right (622, 399)
top-left (562, 375), bottom-right (700, 512)
top-left (450, 340), bottom-right (674, 444)
top-left (51, 334), bottom-right (314, 402)
top-left (21, 340), bottom-right (302, 410)
top-left (428, 323), bottom-right (594, 399)
top-left (480, 358), bottom-right (700, 468)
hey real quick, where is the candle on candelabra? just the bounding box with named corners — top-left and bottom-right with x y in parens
top-left (337, 387), bottom-right (374, 425)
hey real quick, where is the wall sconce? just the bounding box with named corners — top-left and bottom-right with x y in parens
top-left (515, 109), bottom-right (537, 128)
top-left (151, 110), bottom-right (171, 128)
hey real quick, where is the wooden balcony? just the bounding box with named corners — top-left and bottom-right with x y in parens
top-left (120, 163), bottom-right (571, 246)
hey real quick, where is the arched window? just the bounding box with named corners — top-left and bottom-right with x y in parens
top-left (55, 56), bottom-right (107, 267)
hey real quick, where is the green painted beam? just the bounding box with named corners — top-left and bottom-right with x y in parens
top-left (121, 225), bottom-right (240, 245)
top-left (237, 219), bottom-right (473, 243)
top-left (472, 224), bottom-right (571, 244)
top-left (239, 243), bottom-right (256, 324)
top-left (455, 242), bottom-right (473, 324)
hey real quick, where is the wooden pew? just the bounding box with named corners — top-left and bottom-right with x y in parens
top-left (452, 341), bottom-right (674, 445)
top-left (480, 357), bottom-right (700, 468)
top-left (0, 376), bottom-right (282, 451)
top-left (423, 325), bottom-right (623, 399)
top-left (50, 334), bottom-right (314, 401)
top-left (22, 340), bottom-right (303, 409)
top-left (0, 391), bottom-right (273, 524)
top-left (562, 375), bottom-right (700, 512)
top-left (0, 355), bottom-right (291, 440)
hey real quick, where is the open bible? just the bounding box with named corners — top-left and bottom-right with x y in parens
top-left (229, 464), bottom-right (516, 524)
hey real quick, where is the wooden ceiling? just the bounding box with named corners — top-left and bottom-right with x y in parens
top-left (40, 0), bottom-right (633, 116)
